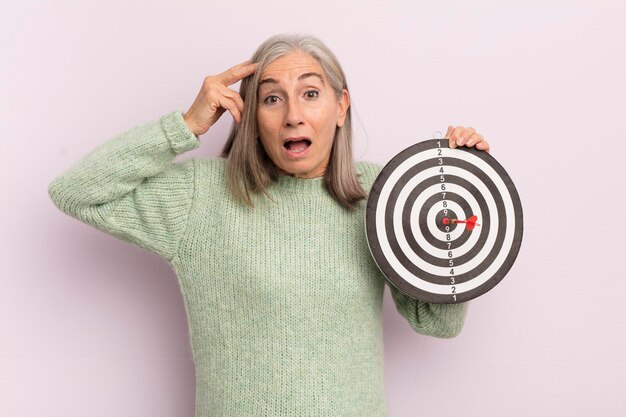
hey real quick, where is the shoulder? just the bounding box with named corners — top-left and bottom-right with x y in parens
top-left (152, 156), bottom-right (196, 183)
top-left (194, 157), bottom-right (226, 180)
top-left (169, 157), bottom-right (227, 196)
top-left (354, 160), bottom-right (383, 192)
top-left (354, 160), bottom-right (383, 175)
top-left (196, 156), bottom-right (226, 169)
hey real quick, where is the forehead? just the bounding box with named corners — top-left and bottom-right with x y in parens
top-left (258, 51), bottom-right (325, 84)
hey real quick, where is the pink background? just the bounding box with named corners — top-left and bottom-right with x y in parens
top-left (2, 1), bottom-right (624, 416)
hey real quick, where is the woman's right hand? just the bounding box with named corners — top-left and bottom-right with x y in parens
top-left (183, 59), bottom-right (259, 136)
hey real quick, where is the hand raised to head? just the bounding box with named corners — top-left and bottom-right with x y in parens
top-left (183, 60), bottom-right (259, 136)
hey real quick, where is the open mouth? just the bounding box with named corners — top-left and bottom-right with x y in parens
top-left (283, 138), bottom-right (312, 154)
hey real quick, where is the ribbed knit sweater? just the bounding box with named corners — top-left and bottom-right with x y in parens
top-left (48, 110), bottom-right (469, 417)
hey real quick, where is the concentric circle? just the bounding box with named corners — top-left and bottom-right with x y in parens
top-left (365, 139), bottom-right (523, 304)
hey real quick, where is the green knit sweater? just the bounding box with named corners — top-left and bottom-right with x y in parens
top-left (48, 110), bottom-right (469, 417)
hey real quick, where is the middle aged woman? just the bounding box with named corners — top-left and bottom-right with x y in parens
top-left (49, 33), bottom-right (490, 416)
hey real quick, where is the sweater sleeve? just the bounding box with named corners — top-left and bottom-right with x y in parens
top-left (48, 110), bottom-right (200, 262)
top-left (387, 283), bottom-right (469, 338)
top-left (357, 160), bottom-right (470, 338)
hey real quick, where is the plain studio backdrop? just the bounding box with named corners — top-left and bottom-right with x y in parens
top-left (1, 1), bottom-right (624, 416)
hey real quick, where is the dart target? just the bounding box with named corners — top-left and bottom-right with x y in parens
top-left (365, 139), bottom-right (523, 304)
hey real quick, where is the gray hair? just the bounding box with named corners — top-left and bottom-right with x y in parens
top-left (220, 33), bottom-right (366, 210)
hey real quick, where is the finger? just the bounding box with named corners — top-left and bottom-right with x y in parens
top-left (219, 86), bottom-right (245, 115)
top-left (208, 88), bottom-right (242, 121)
top-left (465, 132), bottom-right (484, 147)
top-left (453, 125), bottom-right (466, 147)
top-left (476, 140), bottom-right (490, 152)
top-left (456, 126), bottom-right (476, 146)
top-left (444, 125), bottom-right (454, 138)
top-left (217, 95), bottom-right (242, 123)
top-left (218, 60), bottom-right (259, 86)
top-left (446, 125), bottom-right (457, 148)
top-left (232, 93), bottom-right (245, 116)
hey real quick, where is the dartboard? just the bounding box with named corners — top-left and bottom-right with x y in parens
top-left (365, 138), bottom-right (523, 304)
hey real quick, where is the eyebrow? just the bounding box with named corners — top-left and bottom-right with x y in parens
top-left (258, 72), bottom-right (325, 87)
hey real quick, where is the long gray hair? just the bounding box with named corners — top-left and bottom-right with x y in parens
top-left (220, 33), bottom-right (366, 210)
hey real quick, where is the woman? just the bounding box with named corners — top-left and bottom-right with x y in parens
top-left (49, 33), bottom-right (490, 416)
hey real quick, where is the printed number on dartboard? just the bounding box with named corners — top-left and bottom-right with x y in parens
top-left (436, 140), bottom-right (458, 301)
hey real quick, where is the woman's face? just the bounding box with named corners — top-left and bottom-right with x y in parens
top-left (256, 51), bottom-right (349, 179)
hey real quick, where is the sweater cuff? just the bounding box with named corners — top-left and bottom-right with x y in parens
top-left (160, 110), bottom-right (200, 154)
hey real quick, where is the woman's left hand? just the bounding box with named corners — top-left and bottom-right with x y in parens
top-left (445, 125), bottom-right (490, 152)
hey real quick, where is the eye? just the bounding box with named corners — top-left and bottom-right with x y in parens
top-left (262, 95), bottom-right (280, 105)
top-left (305, 90), bottom-right (319, 99)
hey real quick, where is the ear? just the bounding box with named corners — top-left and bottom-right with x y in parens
top-left (336, 89), bottom-right (350, 128)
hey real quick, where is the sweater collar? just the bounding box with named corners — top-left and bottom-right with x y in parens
top-left (272, 172), bottom-right (327, 194)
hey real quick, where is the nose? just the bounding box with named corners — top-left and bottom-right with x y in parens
top-left (284, 100), bottom-right (304, 127)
